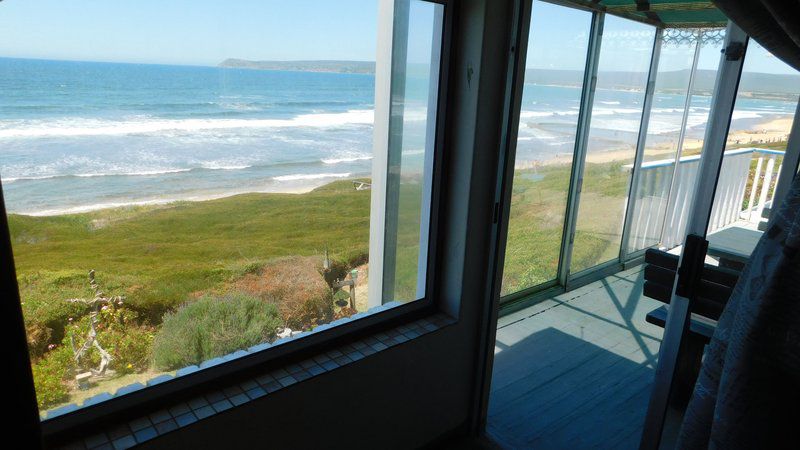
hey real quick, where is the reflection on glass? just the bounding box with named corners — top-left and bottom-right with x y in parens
top-left (569, 16), bottom-right (655, 274)
top-left (705, 41), bottom-right (799, 262)
top-left (386, 0), bottom-right (443, 301)
top-left (501, 1), bottom-right (592, 295)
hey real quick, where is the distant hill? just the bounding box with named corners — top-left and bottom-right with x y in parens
top-left (524, 68), bottom-right (800, 100)
top-left (218, 59), bottom-right (375, 74)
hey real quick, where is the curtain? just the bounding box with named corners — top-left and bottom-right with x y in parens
top-left (677, 174), bottom-right (800, 448)
top-left (713, 0), bottom-right (800, 71)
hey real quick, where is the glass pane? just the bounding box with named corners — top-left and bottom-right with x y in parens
top-left (501, 1), bottom-right (593, 295)
top-left (656, 36), bottom-right (726, 250)
top-left (569, 16), bottom-right (655, 274)
top-left (0, 0), bottom-right (443, 418)
top-left (625, 35), bottom-right (699, 254)
top-left (384, 0), bottom-right (442, 302)
top-left (705, 40), bottom-right (799, 267)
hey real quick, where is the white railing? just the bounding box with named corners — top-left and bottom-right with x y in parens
top-left (626, 147), bottom-right (784, 251)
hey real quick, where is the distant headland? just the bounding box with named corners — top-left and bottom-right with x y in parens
top-left (218, 59), bottom-right (375, 74)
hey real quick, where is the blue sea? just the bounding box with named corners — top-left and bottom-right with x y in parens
top-left (0, 57), bottom-right (796, 215)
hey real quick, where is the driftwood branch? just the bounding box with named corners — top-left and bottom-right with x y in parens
top-left (65, 270), bottom-right (125, 377)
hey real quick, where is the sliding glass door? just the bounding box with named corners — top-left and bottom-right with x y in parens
top-left (501, 1), bottom-right (593, 296)
top-left (568, 16), bottom-right (656, 275)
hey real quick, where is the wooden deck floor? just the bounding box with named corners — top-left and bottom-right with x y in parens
top-left (487, 266), bottom-right (664, 449)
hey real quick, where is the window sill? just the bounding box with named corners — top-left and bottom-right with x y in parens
top-left (54, 312), bottom-right (455, 450)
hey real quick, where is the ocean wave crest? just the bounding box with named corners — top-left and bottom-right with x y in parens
top-left (0, 109), bottom-right (376, 139)
top-left (272, 172), bottom-right (351, 182)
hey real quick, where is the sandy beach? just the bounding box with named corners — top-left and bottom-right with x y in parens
top-left (515, 116), bottom-right (793, 169)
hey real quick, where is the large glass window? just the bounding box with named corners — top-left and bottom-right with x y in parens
top-left (501, 1), bottom-right (593, 296)
top-left (0, 0), bottom-right (444, 418)
top-left (569, 16), bottom-right (655, 274)
top-left (624, 31), bottom-right (727, 254)
top-left (705, 40), bottom-right (799, 265)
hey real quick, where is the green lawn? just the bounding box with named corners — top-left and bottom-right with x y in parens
top-left (502, 161), bottom-right (632, 295)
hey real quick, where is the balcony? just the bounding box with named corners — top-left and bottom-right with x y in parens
top-left (489, 267), bottom-right (662, 448)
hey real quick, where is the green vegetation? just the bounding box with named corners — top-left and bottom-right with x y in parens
top-left (12, 180), bottom-right (374, 409)
top-left (13, 179), bottom-right (437, 410)
top-left (153, 293), bottom-right (282, 370)
top-left (502, 161), bottom-right (632, 295)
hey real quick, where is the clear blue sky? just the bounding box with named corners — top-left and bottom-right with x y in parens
top-left (526, 0), bottom-right (797, 75)
top-left (0, 0), bottom-right (383, 65)
top-left (0, 0), bottom-right (795, 74)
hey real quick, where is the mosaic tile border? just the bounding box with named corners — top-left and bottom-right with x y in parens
top-left (56, 312), bottom-right (453, 450)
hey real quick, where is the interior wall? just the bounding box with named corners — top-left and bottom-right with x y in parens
top-left (137, 0), bottom-right (515, 448)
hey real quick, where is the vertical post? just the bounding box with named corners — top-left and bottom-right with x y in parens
top-left (747, 155), bottom-right (764, 221)
top-left (659, 33), bottom-right (701, 247)
top-left (368, 0), bottom-right (409, 308)
top-left (771, 163), bottom-right (782, 204)
top-left (415, 5), bottom-right (444, 299)
top-left (558, 11), bottom-right (604, 287)
top-left (768, 101), bottom-right (800, 222)
top-left (755, 155), bottom-right (775, 220)
top-left (640, 21), bottom-right (748, 450)
top-left (620, 28), bottom-right (662, 258)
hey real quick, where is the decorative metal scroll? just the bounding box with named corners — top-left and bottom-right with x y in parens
top-left (663, 28), bottom-right (726, 46)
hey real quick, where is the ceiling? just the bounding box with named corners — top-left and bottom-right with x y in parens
top-left (572, 1), bottom-right (729, 28)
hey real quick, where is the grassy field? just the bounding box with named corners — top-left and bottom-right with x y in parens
top-left (12, 178), bottom-right (438, 410)
top-left (12, 180), bottom-right (372, 335)
top-left (502, 161), bottom-right (632, 295)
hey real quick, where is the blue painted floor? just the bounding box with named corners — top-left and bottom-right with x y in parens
top-left (488, 267), bottom-right (663, 449)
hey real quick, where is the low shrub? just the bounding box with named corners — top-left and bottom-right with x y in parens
top-left (152, 293), bottom-right (282, 370)
top-left (31, 344), bottom-right (73, 410)
top-left (229, 256), bottom-right (333, 330)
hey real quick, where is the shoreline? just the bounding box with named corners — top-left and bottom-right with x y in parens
top-left (9, 177), bottom-right (367, 217)
top-left (516, 115), bottom-right (792, 168)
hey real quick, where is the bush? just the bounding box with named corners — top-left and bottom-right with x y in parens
top-left (152, 293), bottom-right (282, 370)
top-left (229, 256), bottom-right (333, 330)
top-left (31, 344), bottom-right (73, 410)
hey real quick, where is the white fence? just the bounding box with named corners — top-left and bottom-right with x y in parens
top-left (626, 148), bottom-right (784, 252)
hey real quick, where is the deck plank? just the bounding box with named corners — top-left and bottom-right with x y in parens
top-left (488, 267), bottom-right (663, 449)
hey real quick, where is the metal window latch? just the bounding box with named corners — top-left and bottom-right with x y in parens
top-left (723, 42), bottom-right (745, 61)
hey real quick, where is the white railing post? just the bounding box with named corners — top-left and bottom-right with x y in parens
top-left (755, 155), bottom-right (776, 221)
top-left (771, 163), bottom-right (782, 206)
top-left (747, 154), bottom-right (764, 221)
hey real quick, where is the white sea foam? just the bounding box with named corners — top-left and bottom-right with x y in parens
top-left (0, 109), bottom-right (375, 139)
top-left (199, 162), bottom-right (252, 170)
top-left (321, 154), bottom-right (373, 164)
top-left (3, 168), bottom-right (191, 182)
top-left (272, 172), bottom-right (352, 182)
top-left (75, 168), bottom-right (192, 177)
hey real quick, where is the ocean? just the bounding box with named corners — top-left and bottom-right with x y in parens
top-left (0, 57), bottom-right (796, 215)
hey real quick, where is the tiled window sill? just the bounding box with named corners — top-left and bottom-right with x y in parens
top-left (56, 312), bottom-right (454, 450)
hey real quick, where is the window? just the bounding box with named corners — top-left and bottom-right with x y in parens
top-left (624, 31), bottom-right (726, 254)
top-left (501, 0), bottom-right (593, 295)
top-left (568, 15), bottom-right (656, 274)
top-left (0, 0), bottom-right (446, 419)
top-left (705, 40), bottom-right (799, 259)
